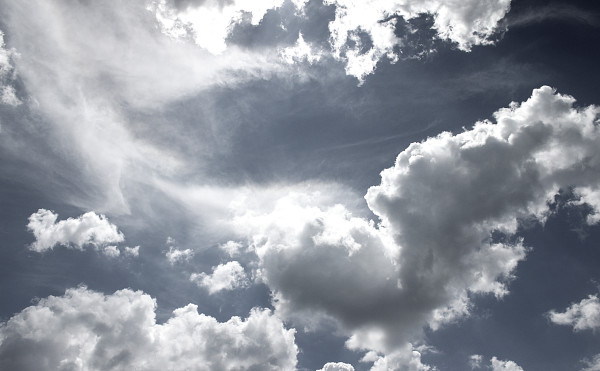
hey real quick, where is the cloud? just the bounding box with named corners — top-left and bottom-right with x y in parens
top-left (190, 261), bottom-right (249, 294)
top-left (582, 354), bottom-right (600, 371)
top-left (362, 347), bottom-right (431, 371)
top-left (219, 240), bottom-right (244, 257)
top-left (150, 0), bottom-right (285, 54)
top-left (318, 362), bottom-right (356, 371)
top-left (228, 86), bottom-right (600, 365)
top-left (165, 247), bottom-right (194, 264)
top-left (469, 354), bottom-right (484, 369)
top-left (27, 209), bottom-right (125, 253)
top-left (0, 0), bottom-right (297, 214)
top-left (151, 0), bottom-right (512, 82)
top-left (0, 286), bottom-right (298, 370)
top-left (505, 3), bottom-right (600, 29)
top-left (103, 245), bottom-right (121, 258)
top-left (323, 0), bottom-right (511, 81)
top-left (124, 245), bottom-right (140, 257)
top-left (165, 237), bottom-right (194, 264)
top-left (0, 29), bottom-right (20, 106)
top-left (490, 356), bottom-right (524, 371)
top-left (280, 33), bottom-right (323, 64)
top-left (548, 295), bottom-right (600, 331)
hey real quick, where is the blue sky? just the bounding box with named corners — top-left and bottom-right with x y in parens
top-left (1, 1), bottom-right (600, 370)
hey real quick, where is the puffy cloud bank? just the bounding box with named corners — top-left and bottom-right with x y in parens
top-left (190, 261), bottom-right (249, 294)
top-left (0, 286), bottom-right (297, 371)
top-left (231, 86), bottom-right (600, 366)
top-left (27, 209), bottom-right (126, 254)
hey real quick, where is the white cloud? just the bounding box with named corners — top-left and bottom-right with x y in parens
top-left (362, 347), bottom-right (431, 371)
top-left (318, 361), bottom-right (356, 371)
top-left (124, 245), bottom-right (140, 257)
top-left (103, 245), bottom-right (121, 258)
top-left (548, 295), bottom-right (600, 331)
top-left (0, 286), bottom-right (298, 370)
top-left (0, 1), bottom-right (297, 214)
top-left (150, 0), bottom-right (512, 82)
top-left (165, 246), bottom-right (194, 264)
top-left (190, 261), bottom-right (249, 294)
top-left (0, 29), bottom-right (20, 106)
top-left (219, 240), bottom-right (243, 257)
top-left (150, 0), bottom-right (284, 54)
top-left (27, 209), bottom-right (125, 253)
top-left (323, 0), bottom-right (511, 81)
top-left (470, 354), bottom-right (483, 369)
top-left (228, 86), bottom-right (600, 365)
top-left (280, 33), bottom-right (323, 65)
top-left (582, 354), bottom-right (600, 371)
top-left (490, 356), bottom-right (524, 371)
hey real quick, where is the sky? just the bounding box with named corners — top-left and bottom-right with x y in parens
top-left (0, 0), bottom-right (600, 370)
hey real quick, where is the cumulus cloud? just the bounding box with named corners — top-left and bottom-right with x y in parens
top-left (0, 286), bottom-right (297, 370)
top-left (362, 347), bottom-right (431, 371)
top-left (323, 0), bottom-right (511, 80)
top-left (490, 356), bottom-right (524, 371)
top-left (548, 295), bottom-right (600, 331)
top-left (190, 261), bottom-right (249, 294)
top-left (165, 237), bottom-right (194, 264)
top-left (151, 0), bottom-right (512, 82)
top-left (318, 361), bottom-right (356, 371)
top-left (166, 247), bottom-right (194, 264)
top-left (27, 209), bottom-right (125, 253)
top-left (228, 86), bottom-right (600, 365)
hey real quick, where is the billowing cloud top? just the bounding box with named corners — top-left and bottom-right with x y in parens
top-left (0, 286), bottom-right (297, 370)
top-left (230, 86), bottom-right (600, 364)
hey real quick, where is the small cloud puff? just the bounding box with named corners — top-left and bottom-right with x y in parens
top-left (219, 240), bottom-right (243, 257)
top-left (165, 237), bottom-right (193, 264)
top-left (27, 209), bottom-right (127, 253)
top-left (318, 361), bottom-right (355, 371)
top-left (490, 356), bottom-right (524, 371)
top-left (469, 355), bottom-right (523, 371)
top-left (548, 294), bottom-right (600, 332)
top-left (190, 261), bottom-right (249, 294)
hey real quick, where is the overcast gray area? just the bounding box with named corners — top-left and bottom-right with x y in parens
top-left (1, 0), bottom-right (600, 370)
